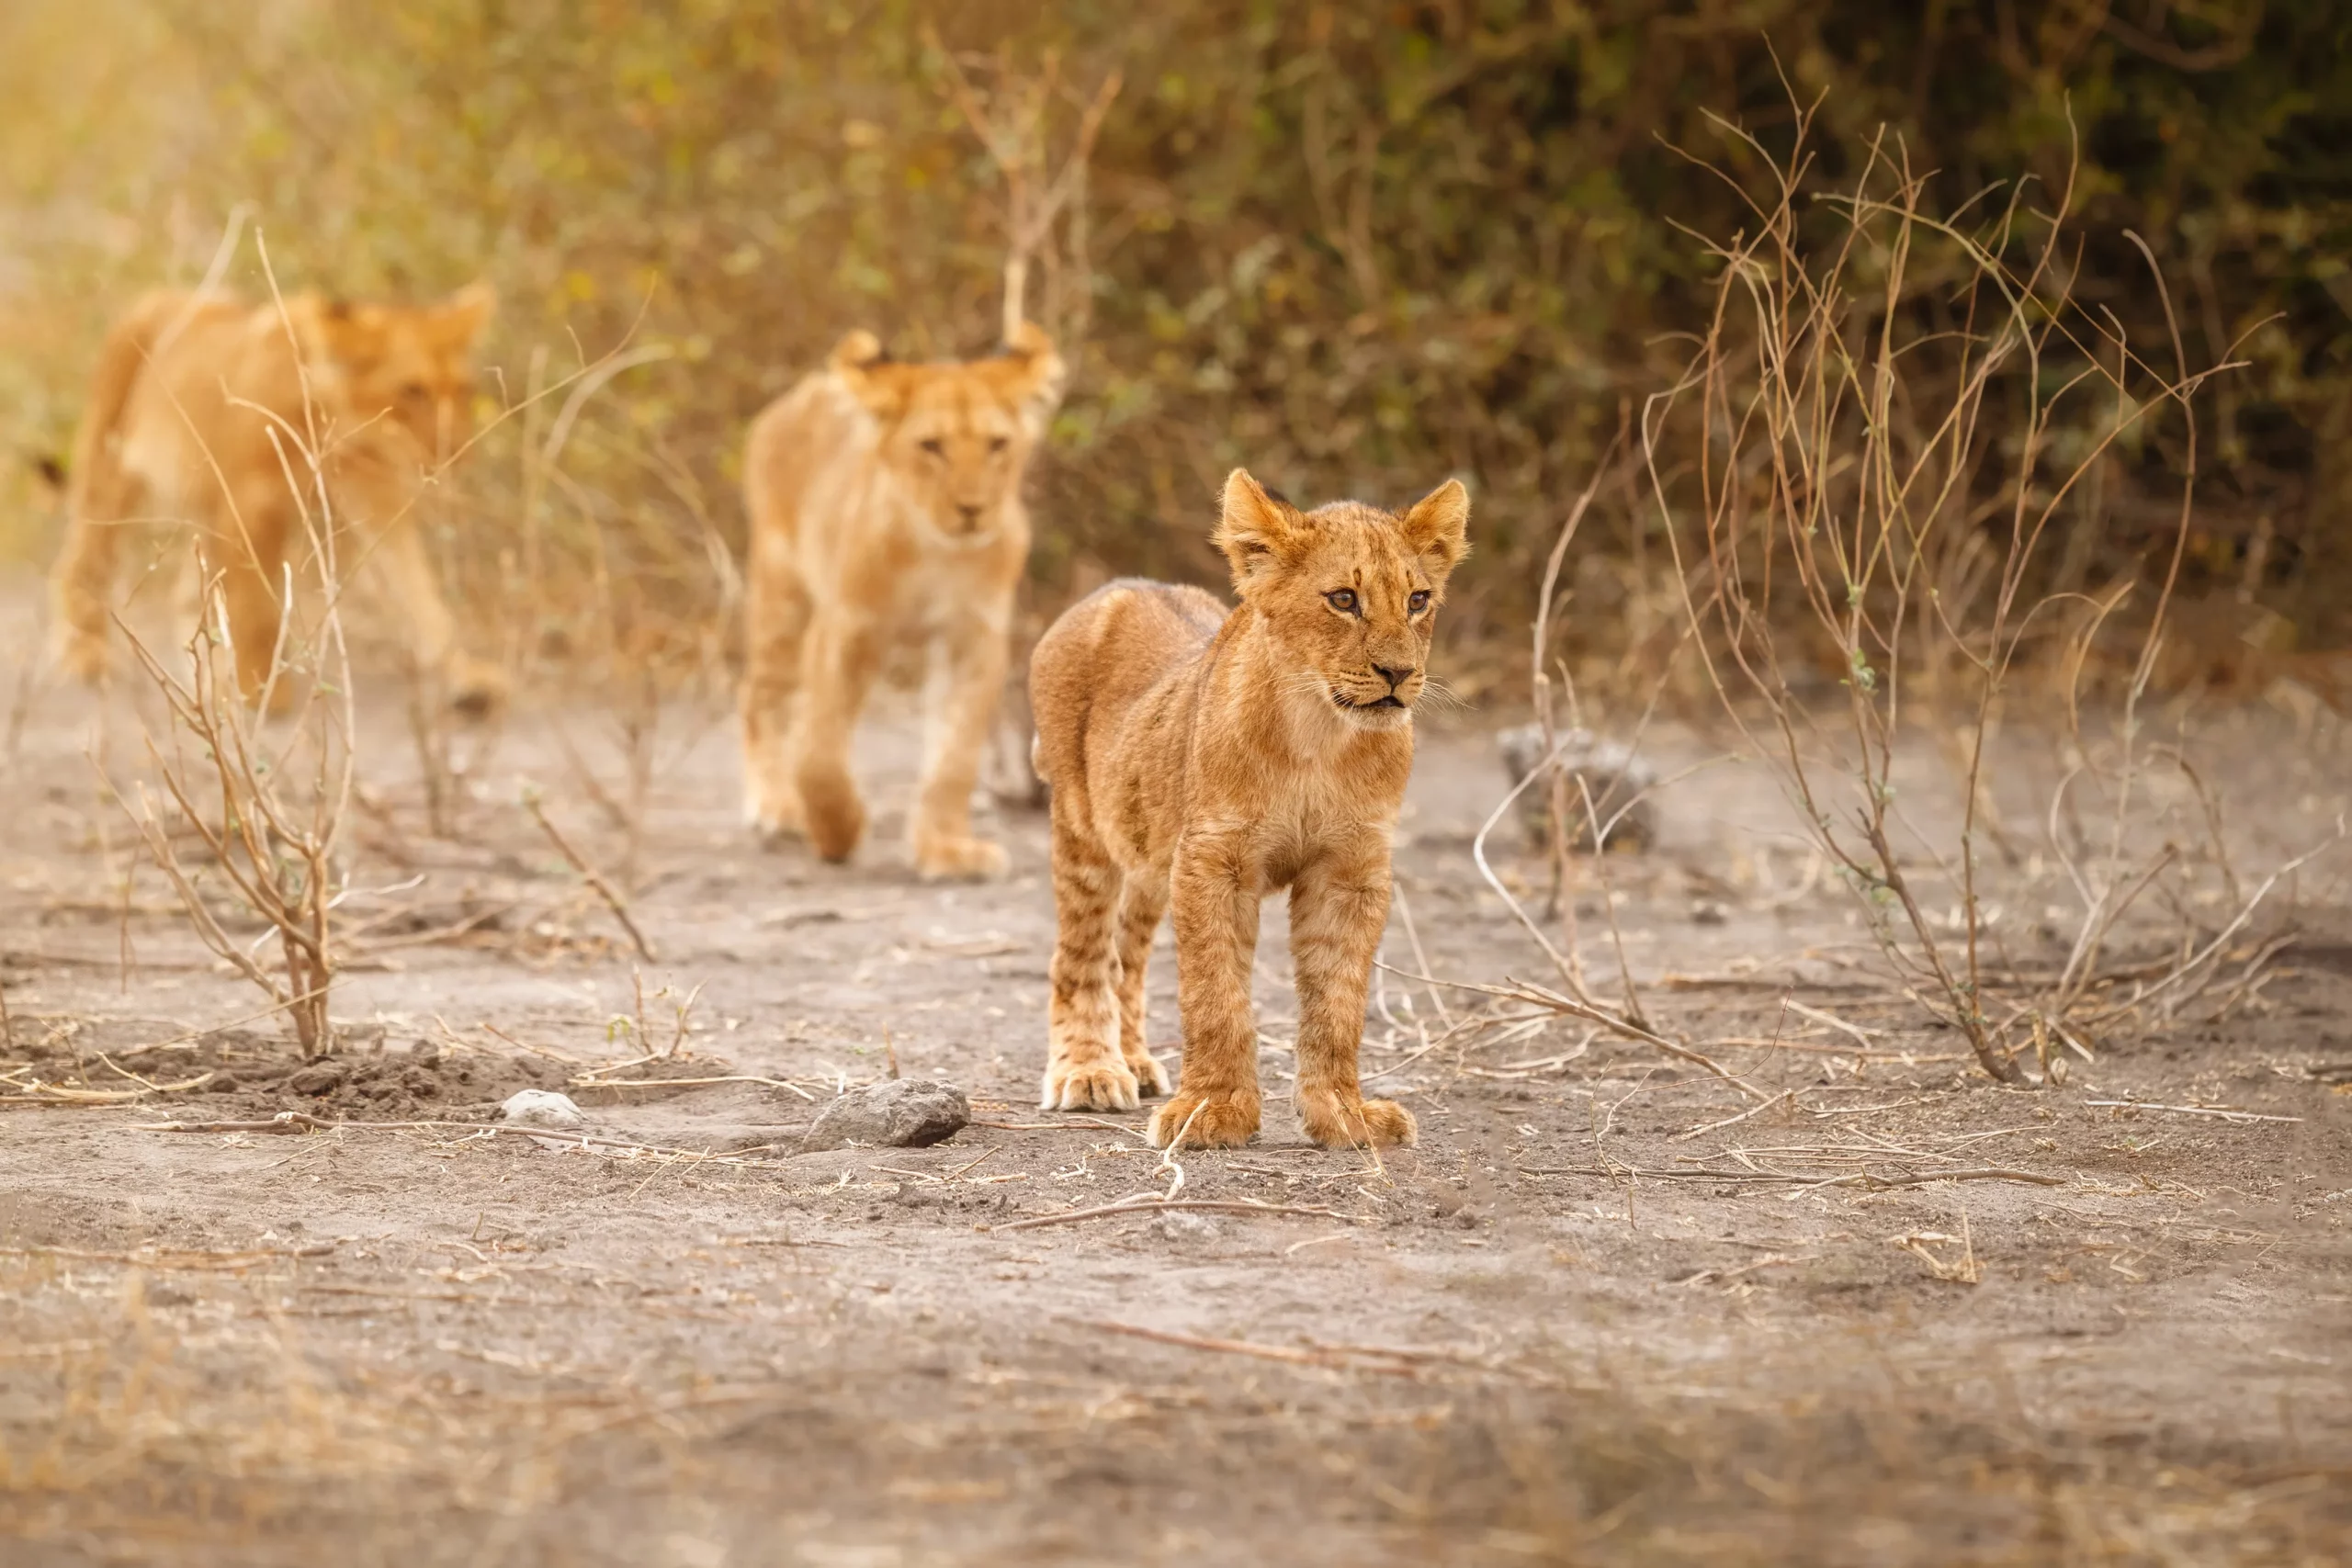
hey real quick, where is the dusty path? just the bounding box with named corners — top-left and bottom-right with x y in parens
top-left (2, 584), bottom-right (2348, 1565)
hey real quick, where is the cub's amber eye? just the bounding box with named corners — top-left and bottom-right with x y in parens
top-left (1325, 589), bottom-right (1359, 614)
top-left (919, 437), bottom-right (945, 457)
top-left (1408, 590), bottom-right (1431, 613)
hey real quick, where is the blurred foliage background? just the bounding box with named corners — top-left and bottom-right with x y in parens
top-left (3, 0), bottom-right (2348, 696)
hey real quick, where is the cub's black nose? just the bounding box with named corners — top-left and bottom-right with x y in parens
top-left (1372, 663), bottom-right (1414, 691)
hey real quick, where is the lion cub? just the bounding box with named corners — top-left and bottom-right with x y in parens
top-left (739, 325), bottom-right (1063, 878)
top-left (1029, 469), bottom-right (1470, 1149)
top-left (49, 285), bottom-right (503, 711)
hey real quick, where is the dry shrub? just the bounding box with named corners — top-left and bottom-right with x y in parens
top-left (101, 269), bottom-right (358, 1061)
top-left (1645, 98), bottom-right (2339, 1082)
top-left (115, 572), bottom-right (351, 1060)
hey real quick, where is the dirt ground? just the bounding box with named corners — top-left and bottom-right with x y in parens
top-left (2, 571), bottom-right (2348, 1566)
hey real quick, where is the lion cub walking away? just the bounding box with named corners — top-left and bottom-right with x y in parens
top-left (739, 325), bottom-right (1063, 879)
top-left (49, 285), bottom-right (503, 713)
top-left (1029, 469), bottom-right (1470, 1149)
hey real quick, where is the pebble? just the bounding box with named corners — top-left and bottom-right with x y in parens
top-left (287, 1062), bottom-right (345, 1096)
top-left (498, 1089), bottom-right (588, 1131)
top-left (1495, 723), bottom-right (1660, 851)
top-left (1149, 1211), bottom-right (1220, 1242)
top-left (800, 1079), bottom-right (969, 1153)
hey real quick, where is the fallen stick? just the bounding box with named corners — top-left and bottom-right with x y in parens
top-left (980, 1196), bottom-right (1374, 1234)
top-left (1825, 1166), bottom-right (2066, 1190)
top-left (1672, 1089), bottom-right (1794, 1143)
top-left (2084, 1100), bottom-right (2301, 1124)
top-left (523, 791), bottom-right (657, 962)
top-left (1782, 999), bottom-right (1882, 1043)
top-left (1382, 964), bottom-right (1772, 1103)
top-left (572, 1073), bottom-right (821, 1101)
top-left (1520, 1163), bottom-right (2064, 1190)
top-left (4, 1071), bottom-right (218, 1104)
top-left (130, 1110), bottom-right (787, 1163)
top-left (969, 1117), bottom-right (1148, 1135)
top-left (0, 1242), bottom-right (337, 1267)
top-left (1065, 1317), bottom-right (1418, 1375)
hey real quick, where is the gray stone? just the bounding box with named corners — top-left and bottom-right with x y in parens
top-left (800, 1079), bottom-right (970, 1153)
top-left (498, 1089), bottom-right (588, 1131)
top-left (1496, 724), bottom-right (1659, 852)
top-left (287, 1062), bottom-right (345, 1096)
top-left (1148, 1211), bottom-right (1220, 1243)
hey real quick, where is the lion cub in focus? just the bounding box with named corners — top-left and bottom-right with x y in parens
top-left (1029, 469), bottom-right (1470, 1149)
top-left (739, 325), bottom-right (1063, 878)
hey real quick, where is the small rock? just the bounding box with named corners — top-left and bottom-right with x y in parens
top-left (1496, 724), bottom-right (1659, 852)
top-left (1690, 898), bottom-right (1730, 926)
top-left (800, 1079), bottom-right (969, 1153)
top-left (287, 1062), bottom-right (345, 1096)
top-left (1149, 1211), bottom-right (1220, 1243)
top-left (498, 1089), bottom-right (588, 1131)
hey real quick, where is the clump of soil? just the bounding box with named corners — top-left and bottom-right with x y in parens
top-left (2, 1026), bottom-right (580, 1123)
top-left (228, 1039), bottom-right (576, 1121)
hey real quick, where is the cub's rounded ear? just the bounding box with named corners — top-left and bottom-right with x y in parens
top-left (1001, 321), bottom-right (1066, 434)
top-left (426, 281), bottom-right (497, 350)
top-left (1003, 320), bottom-right (1055, 361)
top-left (1402, 478), bottom-right (1471, 577)
top-left (830, 329), bottom-right (886, 372)
top-left (829, 330), bottom-right (905, 419)
top-left (1213, 468), bottom-right (1306, 594)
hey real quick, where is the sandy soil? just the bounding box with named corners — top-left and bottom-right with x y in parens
top-left (2, 577), bottom-right (2348, 1566)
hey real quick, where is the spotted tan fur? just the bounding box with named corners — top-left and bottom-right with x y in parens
top-left (1029, 469), bottom-right (1470, 1148)
top-left (738, 325), bottom-right (1063, 878)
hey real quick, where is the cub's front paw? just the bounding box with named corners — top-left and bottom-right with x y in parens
top-left (1298, 1090), bottom-right (1417, 1150)
top-left (914, 833), bottom-right (1009, 881)
top-left (798, 773), bottom-right (866, 863)
top-left (54, 633), bottom-right (109, 686)
top-left (1148, 1089), bottom-right (1260, 1149)
top-left (1041, 1055), bottom-right (1140, 1112)
top-left (446, 655), bottom-right (508, 721)
top-left (1125, 1050), bottom-right (1172, 1099)
top-left (752, 804), bottom-right (808, 851)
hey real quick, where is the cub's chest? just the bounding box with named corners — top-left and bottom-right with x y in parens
top-left (878, 547), bottom-right (1013, 637)
top-left (1221, 739), bottom-right (1412, 883)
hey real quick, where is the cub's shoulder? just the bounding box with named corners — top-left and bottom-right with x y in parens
top-left (1081, 577), bottom-right (1227, 636)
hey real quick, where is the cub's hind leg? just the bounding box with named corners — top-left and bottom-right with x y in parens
top-left (1041, 808), bottom-right (1141, 1111)
top-left (50, 459), bottom-right (151, 686)
top-left (1113, 874), bottom-right (1171, 1098)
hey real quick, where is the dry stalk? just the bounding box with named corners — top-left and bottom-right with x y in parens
top-left (520, 786), bottom-right (657, 962)
top-left (1644, 97), bottom-right (2291, 1083)
top-left (930, 35), bottom-right (1123, 348)
top-left (98, 243), bottom-right (358, 1060)
top-left (108, 577), bottom-right (351, 1061)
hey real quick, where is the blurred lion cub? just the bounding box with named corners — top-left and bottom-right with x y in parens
top-left (738, 324), bottom-right (1063, 878)
top-left (49, 284), bottom-right (503, 712)
top-left (1028, 469), bottom-right (1471, 1149)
